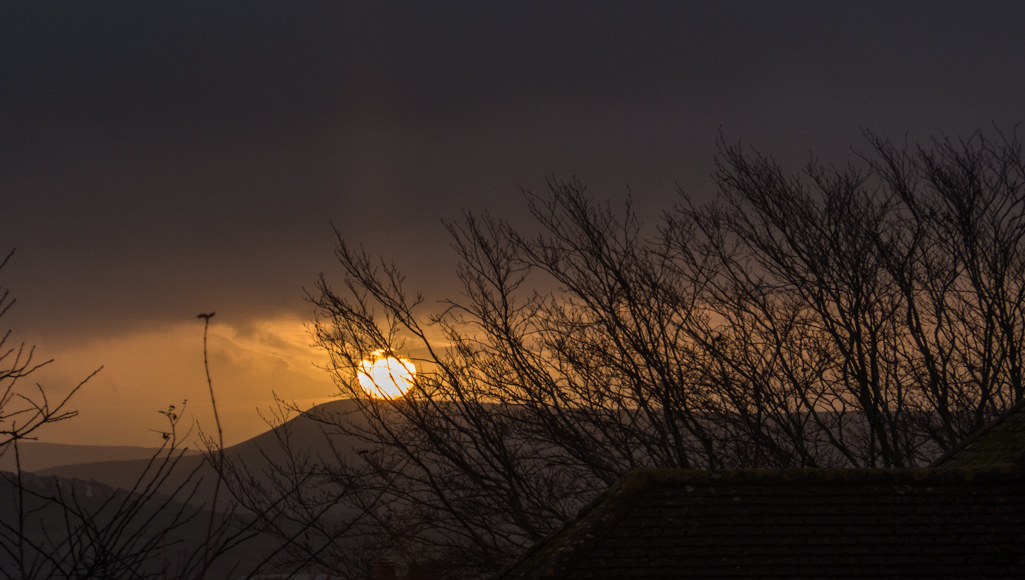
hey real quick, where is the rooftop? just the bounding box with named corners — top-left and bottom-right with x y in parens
top-left (931, 398), bottom-right (1025, 468)
top-left (497, 468), bottom-right (1025, 578)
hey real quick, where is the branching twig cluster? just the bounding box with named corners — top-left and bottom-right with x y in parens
top-left (232, 129), bottom-right (1025, 579)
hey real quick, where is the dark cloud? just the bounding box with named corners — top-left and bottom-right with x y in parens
top-left (2, 1), bottom-right (1024, 341)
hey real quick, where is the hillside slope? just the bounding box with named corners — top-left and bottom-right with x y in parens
top-left (0, 441), bottom-right (201, 473)
top-left (32, 398), bottom-right (370, 503)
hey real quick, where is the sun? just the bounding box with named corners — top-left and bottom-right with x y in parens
top-left (357, 350), bottom-right (416, 399)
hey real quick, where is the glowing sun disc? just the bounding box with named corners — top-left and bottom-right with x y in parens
top-left (357, 351), bottom-right (415, 399)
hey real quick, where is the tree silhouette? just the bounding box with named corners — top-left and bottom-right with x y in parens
top-left (0, 263), bottom-right (314, 579)
top-left (242, 129), bottom-right (1025, 578)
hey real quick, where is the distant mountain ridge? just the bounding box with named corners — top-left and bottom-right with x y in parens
top-left (0, 441), bottom-right (202, 473)
top-left (29, 398), bottom-right (369, 502)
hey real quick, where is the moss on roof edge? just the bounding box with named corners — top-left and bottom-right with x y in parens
top-left (931, 397), bottom-right (1025, 468)
top-left (622, 464), bottom-right (1023, 487)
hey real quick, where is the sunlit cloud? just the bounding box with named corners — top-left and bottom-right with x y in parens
top-left (25, 315), bottom-right (336, 447)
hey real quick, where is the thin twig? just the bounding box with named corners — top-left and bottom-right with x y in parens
top-left (197, 312), bottom-right (223, 580)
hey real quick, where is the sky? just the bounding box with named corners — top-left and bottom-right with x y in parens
top-left (2, 1), bottom-right (1024, 446)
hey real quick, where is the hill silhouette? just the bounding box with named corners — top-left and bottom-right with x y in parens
top-left (0, 466), bottom-right (286, 577)
top-left (0, 441), bottom-right (202, 473)
top-left (31, 398), bottom-right (371, 505)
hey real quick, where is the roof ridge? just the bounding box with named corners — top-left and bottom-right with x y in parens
top-left (929, 397), bottom-right (1025, 468)
top-left (493, 470), bottom-right (654, 580)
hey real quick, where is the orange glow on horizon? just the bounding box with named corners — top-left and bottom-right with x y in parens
top-left (357, 350), bottom-right (415, 399)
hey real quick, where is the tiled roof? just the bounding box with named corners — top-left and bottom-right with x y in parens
top-left (495, 467), bottom-right (1025, 579)
top-left (930, 399), bottom-right (1025, 468)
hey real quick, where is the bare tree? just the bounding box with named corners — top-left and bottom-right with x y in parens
top-left (683, 130), bottom-right (1025, 467)
top-left (0, 254), bottom-right (317, 579)
top-left (0, 249), bottom-right (87, 453)
top-left (233, 129), bottom-right (1025, 579)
